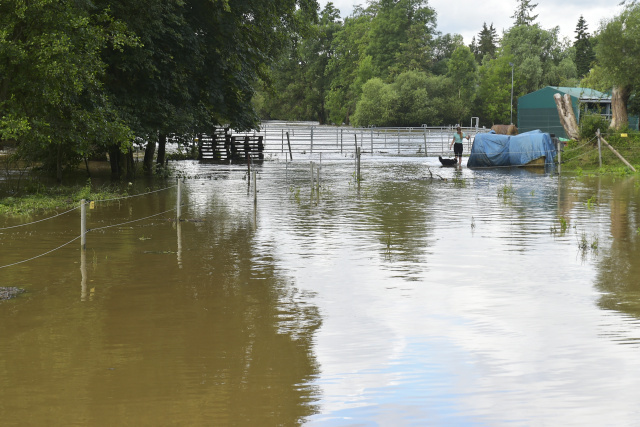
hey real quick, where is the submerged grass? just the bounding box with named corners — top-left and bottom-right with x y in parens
top-left (0, 181), bottom-right (124, 216)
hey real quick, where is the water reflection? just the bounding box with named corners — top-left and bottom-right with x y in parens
top-left (4, 159), bottom-right (640, 425)
top-left (0, 182), bottom-right (321, 425)
top-left (594, 176), bottom-right (640, 322)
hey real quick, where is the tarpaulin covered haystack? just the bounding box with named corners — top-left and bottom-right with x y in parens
top-left (467, 130), bottom-right (557, 168)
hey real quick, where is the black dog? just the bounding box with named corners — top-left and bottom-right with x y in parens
top-left (439, 156), bottom-right (457, 166)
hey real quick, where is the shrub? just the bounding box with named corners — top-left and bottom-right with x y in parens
top-left (579, 113), bottom-right (610, 140)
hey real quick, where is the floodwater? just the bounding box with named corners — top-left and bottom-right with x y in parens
top-left (2, 156), bottom-right (640, 426)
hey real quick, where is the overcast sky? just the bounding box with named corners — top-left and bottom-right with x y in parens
top-left (318, 0), bottom-right (624, 45)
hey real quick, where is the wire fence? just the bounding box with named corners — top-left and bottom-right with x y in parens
top-left (2, 129), bottom-right (637, 270)
top-left (0, 205), bottom-right (79, 230)
top-left (250, 123), bottom-right (491, 158)
top-left (0, 185), bottom-right (179, 270)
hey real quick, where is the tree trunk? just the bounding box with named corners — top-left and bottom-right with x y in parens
top-left (125, 148), bottom-right (135, 181)
top-left (610, 85), bottom-right (631, 130)
top-left (156, 133), bottom-right (167, 166)
top-left (553, 93), bottom-right (580, 140)
top-left (109, 145), bottom-right (121, 178)
top-left (143, 139), bottom-right (156, 175)
top-left (56, 144), bottom-right (63, 183)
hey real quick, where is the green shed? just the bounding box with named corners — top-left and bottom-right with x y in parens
top-left (517, 86), bottom-right (613, 138)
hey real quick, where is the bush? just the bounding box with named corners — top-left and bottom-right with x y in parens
top-left (579, 113), bottom-right (610, 140)
top-left (603, 127), bottom-right (640, 149)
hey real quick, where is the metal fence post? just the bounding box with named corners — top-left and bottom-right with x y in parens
top-left (597, 128), bottom-right (602, 168)
top-left (80, 199), bottom-right (86, 250)
top-left (176, 178), bottom-right (181, 221)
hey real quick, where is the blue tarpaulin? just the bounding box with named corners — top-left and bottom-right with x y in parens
top-left (467, 130), bottom-right (557, 168)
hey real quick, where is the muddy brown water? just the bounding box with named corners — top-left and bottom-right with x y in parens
top-left (2, 156), bottom-right (640, 425)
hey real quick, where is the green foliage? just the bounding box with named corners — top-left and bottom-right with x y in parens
top-left (475, 56), bottom-right (513, 125)
top-left (511, 0), bottom-right (539, 26)
top-left (447, 46), bottom-right (478, 112)
top-left (580, 65), bottom-right (612, 92)
top-left (1, 0), bottom-right (315, 181)
top-left (365, 0), bottom-right (437, 78)
top-left (351, 78), bottom-right (391, 126)
top-left (0, 0), bottom-right (135, 180)
top-left (325, 12), bottom-right (372, 125)
top-left (351, 71), bottom-right (466, 127)
top-left (562, 128), bottom-right (640, 174)
top-left (472, 23), bottom-right (498, 63)
top-left (501, 24), bottom-right (576, 96)
top-left (579, 114), bottom-right (611, 139)
top-left (574, 15), bottom-right (595, 78)
top-left (596, 4), bottom-right (640, 90)
top-left (0, 182), bottom-right (122, 216)
top-left (257, 3), bottom-right (341, 123)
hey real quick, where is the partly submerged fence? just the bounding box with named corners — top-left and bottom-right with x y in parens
top-left (236, 123), bottom-right (491, 158)
top-left (0, 184), bottom-right (180, 271)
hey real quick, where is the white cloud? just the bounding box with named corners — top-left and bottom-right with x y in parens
top-left (319, 0), bottom-right (624, 45)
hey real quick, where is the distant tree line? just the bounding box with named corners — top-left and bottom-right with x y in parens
top-left (1, 0), bottom-right (639, 181)
top-left (257, 0), bottom-right (640, 132)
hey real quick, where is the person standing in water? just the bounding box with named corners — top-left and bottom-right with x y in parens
top-left (449, 125), bottom-right (470, 165)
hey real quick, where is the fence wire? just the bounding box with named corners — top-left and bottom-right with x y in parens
top-left (88, 207), bottom-right (178, 233)
top-left (0, 235), bottom-right (81, 269)
top-left (0, 205), bottom-right (79, 230)
top-left (1, 184), bottom-right (180, 270)
top-left (95, 184), bottom-right (177, 203)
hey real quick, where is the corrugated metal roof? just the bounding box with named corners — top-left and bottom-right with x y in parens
top-left (546, 86), bottom-right (610, 101)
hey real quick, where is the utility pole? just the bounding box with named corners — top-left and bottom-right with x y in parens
top-left (509, 62), bottom-right (514, 125)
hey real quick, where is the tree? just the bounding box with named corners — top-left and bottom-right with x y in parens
top-left (100, 0), bottom-right (318, 174)
top-left (574, 15), bottom-right (595, 78)
top-left (351, 78), bottom-right (394, 126)
top-left (511, 0), bottom-right (539, 26)
top-left (352, 71), bottom-right (463, 127)
top-left (475, 56), bottom-right (514, 125)
top-left (430, 33), bottom-right (464, 75)
top-left (0, 0), bottom-right (134, 182)
top-left (364, 0), bottom-right (437, 79)
top-left (446, 46), bottom-right (478, 121)
top-left (474, 23), bottom-right (498, 63)
top-left (595, 4), bottom-right (640, 129)
top-left (258, 4), bottom-right (340, 124)
top-left (325, 10), bottom-right (373, 124)
top-left (501, 24), bottom-right (575, 95)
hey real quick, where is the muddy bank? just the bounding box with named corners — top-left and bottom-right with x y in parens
top-left (0, 287), bottom-right (25, 301)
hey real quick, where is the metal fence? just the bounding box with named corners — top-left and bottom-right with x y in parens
top-left (234, 122), bottom-right (491, 158)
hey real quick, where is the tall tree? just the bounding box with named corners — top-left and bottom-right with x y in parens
top-left (511, 0), bottom-right (539, 26)
top-left (475, 23), bottom-right (498, 63)
top-left (501, 24), bottom-right (575, 95)
top-left (430, 33), bottom-right (464, 75)
top-left (475, 55), bottom-right (514, 125)
top-left (595, 4), bottom-right (640, 129)
top-left (574, 15), bottom-right (595, 78)
top-left (259, 4), bottom-right (340, 124)
top-left (325, 9), bottom-right (373, 124)
top-left (446, 45), bottom-right (478, 122)
top-left (100, 0), bottom-right (318, 174)
top-left (365, 0), bottom-right (437, 79)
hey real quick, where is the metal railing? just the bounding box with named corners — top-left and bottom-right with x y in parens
top-left (252, 123), bottom-right (491, 158)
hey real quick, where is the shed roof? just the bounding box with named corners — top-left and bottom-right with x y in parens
top-left (518, 86), bottom-right (610, 109)
top-left (550, 87), bottom-right (610, 101)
